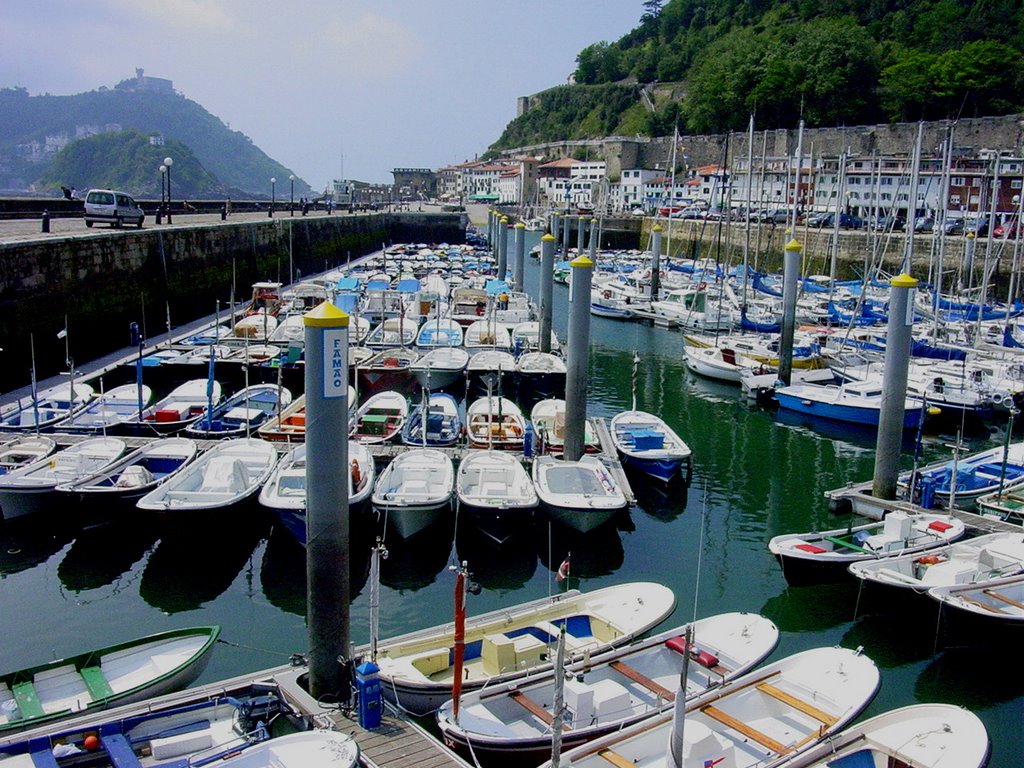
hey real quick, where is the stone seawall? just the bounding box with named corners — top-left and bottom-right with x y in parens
top-left (0, 212), bottom-right (464, 389)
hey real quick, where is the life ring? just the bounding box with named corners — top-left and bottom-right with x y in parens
top-left (511, 423), bottom-right (523, 436)
top-left (475, 305), bottom-right (485, 316)
top-left (602, 290), bottom-right (612, 300)
top-left (350, 459), bottom-right (362, 488)
top-left (698, 281), bottom-right (708, 291)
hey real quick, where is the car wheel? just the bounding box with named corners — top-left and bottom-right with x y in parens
top-left (114, 216), bottom-right (122, 229)
top-left (136, 216), bottom-right (144, 229)
top-left (85, 221), bottom-right (93, 228)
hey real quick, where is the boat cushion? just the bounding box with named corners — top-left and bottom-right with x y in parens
top-left (795, 543), bottom-right (827, 554)
top-left (631, 430), bottom-right (665, 451)
top-left (664, 637), bottom-right (719, 668)
top-left (928, 520), bottom-right (954, 533)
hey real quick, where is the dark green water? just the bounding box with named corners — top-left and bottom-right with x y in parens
top-left (0, 237), bottom-right (1020, 765)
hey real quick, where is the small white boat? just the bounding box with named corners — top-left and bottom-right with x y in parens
top-left (541, 646), bottom-right (880, 768)
top-left (684, 344), bottom-right (765, 383)
top-left (466, 396), bottom-right (526, 450)
top-left (409, 346), bottom-right (470, 390)
top-left (533, 455), bottom-right (628, 533)
top-left (358, 348), bottom-right (419, 395)
top-left (0, 437), bottom-right (126, 521)
top-left (466, 350), bottom-right (517, 398)
top-left (610, 410), bottom-right (692, 484)
top-left (215, 731), bottom-right (359, 768)
top-left (56, 437), bottom-right (199, 503)
top-left (258, 442), bottom-right (375, 546)
top-left (372, 448), bottom-right (454, 539)
top-left (231, 309), bottom-right (279, 341)
top-left (436, 612), bottom-right (780, 761)
top-left (136, 438), bottom-right (277, 512)
top-left (928, 571), bottom-right (1024, 628)
top-left (370, 581), bottom-right (676, 717)
top-left (456, 451), bottom-right (537, 543)
top-left (54, 383), bottom-right (153, 433)
top-left (464, 319), bottom-right (512, 351)
top-left (124, 379), bottom-right (224, 435)
top-left (899, 441), bottom-right (1024, 511)
top-left (365, 317), bottom-right (418, 348)
top-left (184, 384), bottom-right (293, 439)
top-left (401, 392), bottom-right (462, 447)
top-left (768, 510), bottom-right (967, 585)
top-left (977, 485), bottom-right (1024, 524)
top-left (511, 322), bottom-right (561, 354)
top-left (416, 317), bottom-right (464, 348)
top-left (0, 381), bottom-right (95, 432)
top-left (774, 379), bottom-right (922, 429)
top-left (849, 531), bottom-right (1024, 594)
top-left (0, 626), bottom-right (221, 736)
top-left (531, 398), bottom-right (599, 455)
top-left (777, 703), bottom-right (989, 768)
top-left (351, 391), bottom-right (408, 444)
top-left (0, 436), bottom-right (56, 475)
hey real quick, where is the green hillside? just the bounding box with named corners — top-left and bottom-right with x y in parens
top-left (0, 84), bottom-right (310, 197)
top-left (492, 0), bottom-right (1024, 149)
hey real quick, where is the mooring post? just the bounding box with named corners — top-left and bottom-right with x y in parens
top-left (539, 233), bottom-right (555, 355)
top-left (777, 237), bottom-right (802, 386)
top-left (498, 216), bottom-right (509, 281)
top-left (650, 224), bottom-right (663, 301)
top-left (873, 274), bottom-right (918, 500)
top-left (564, 253), bottom-right (593, 461)
top-left (513, 221), bottom-right (526, 291)
top-left (303, 301), bottom-right (351, 702)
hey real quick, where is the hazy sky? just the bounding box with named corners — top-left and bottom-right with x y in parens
top-left (1, 1), bottom-right (644, 190)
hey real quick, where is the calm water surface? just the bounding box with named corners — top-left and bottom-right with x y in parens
top-left (1, 236), bottom-right (1020, 765)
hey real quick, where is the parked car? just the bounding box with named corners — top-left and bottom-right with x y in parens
top-left (943, 218), bottom-right (965, 235)
top-left (995, 220), bottom-right (1021, 239)
top-left (965, 217), bottom-right (989, 236)
top-left (84, 189), bottom-right (145, 229)
top-left (805, 212), bottom-right (863, 230)
top-left (757, 209), bottom-right (789, 224)
top-left (872, 214), bottom-right (906, 231)
top-left (806, 212), bottom-right (833, 227)
top-left (912, 216), bottom-right (934, 233)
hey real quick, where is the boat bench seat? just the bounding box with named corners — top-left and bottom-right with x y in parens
top-left (12, 681), bottom-right (45, 719)
top-left (408, 647), bottom-right (450, 677)
top-left (29, 747), bottom-right (61, 768)
top-left (79, 665), bottom-right (114, 700)
top-left (99, 733), bottom-right (143, 768)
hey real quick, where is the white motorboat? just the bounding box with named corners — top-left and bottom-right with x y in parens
top-left (258, 442), bottom-right (375, 546)
top-left (0, 381), bottom-right (95, 432)
top-left (56, 437), bottom-right (199, 503)
top-left (928, 571), bottom-right (1024, 629)
top-left (516, 351), bottom-right (567, 401)
top-left (776, 703), bottom-right (989, 768)
top-left (122, 379), bottom-right (224, 435)
top-left (416, 317), bottom-right (464, 348)
top-left (610, 409), bottom-right (693, 484)
top-left (684, 344), bottom-right (765, 383)
top-left (768, 510), bottom-right (967, 585)
top-left (511, 321), bottom-right (562, 354)
top-left (465, 396), bottom-right (526, 450)
top-left (456, 450), bottom-right (537, 543)
top-left (351, 391), bottom-right (408, 444)
top-left (463, 319), bottom-right (512, 351)
top-left (0, 436), bottom-right (56, 475)
top-left (184, 384), bottom-right (293, 439)
top-left (533, 455), bottom-right (628, 533)
top-left (0, 437), bottom-right (126, 521)
top-left (466, 350), bottom-right (517, 398)
top-left (530, 398), bottom-right (599, 455)
top-left (136, 438), bottom-right (277, 512)
top-left (849, 531), bottom-right (1024, 594)
top-left (372, 448), bottom-right (454, 539)
top-left (541, 646), bottom-right (879, 768)
top-left (409, 347), bottom-right (469, 390)
top-left (365, 317), bottom-right (418, 348)
top-left (436, 612), bottom-right (780, 761)
top-left (401, 392), bottom-right (462, 447)
top-left (54, 383), bottom-right (153, 433)
top-left (370, 581), bottom-right (676, 717)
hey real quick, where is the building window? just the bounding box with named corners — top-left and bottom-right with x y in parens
top-left (952, 177), bottom-right (965, 186)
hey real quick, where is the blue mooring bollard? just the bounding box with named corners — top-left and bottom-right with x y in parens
top-left (41, 210), bottom-right (50, 233)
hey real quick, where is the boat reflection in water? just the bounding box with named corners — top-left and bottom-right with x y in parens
top-left (140, 506), bottom-right (272, 613)
top-left (841, 611), bottom-right (935, 670)
top-left (0, 518), bottom-right (77, 578)
top-left (455, 522), bottom-right (538, 591)
top-left (760, 581), bottom-right (860, 634)
top-left (378, 515), bottom-right (454, 592)
top-left (58, 519), bottom-right (158, 594)
top-left (535, 516), bottom-right (625, 579)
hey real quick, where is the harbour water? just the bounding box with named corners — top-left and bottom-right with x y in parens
top-left (0, 233), bottom-right (1021, 765)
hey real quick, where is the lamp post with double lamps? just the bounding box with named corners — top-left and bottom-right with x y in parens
top-left (270, 177), bottom-right (276, 218)
top-left (289, 174), bottom-right (296, 216)
top-left (163, 157), bottom-right (173, 223)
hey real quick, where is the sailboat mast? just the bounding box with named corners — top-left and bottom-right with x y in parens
top-left (742, 114), bottom-right (754, 307)
top-left (934, 125), bottom-right (955, 338)
top-left (902, 121), bottom-right (924, 274)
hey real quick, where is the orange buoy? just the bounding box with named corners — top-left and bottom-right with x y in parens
top-left (83, 735), bottom-right (100, 751)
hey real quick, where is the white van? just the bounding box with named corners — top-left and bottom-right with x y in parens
top-left (83, 189), bottom-right (145, 228)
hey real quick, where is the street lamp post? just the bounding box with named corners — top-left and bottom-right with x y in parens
top-left (163, 157), bottom-right (173, 224)
top-left (270, 177), bottom-right (276, 218)
top-left (289, 174), bottom-right (295, 216)
top-left (158, 164), bottom-right (166, 224)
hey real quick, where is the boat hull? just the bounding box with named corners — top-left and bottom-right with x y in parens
top-left (377, 500), bottom-right (450, 539)
top-left (774, 390), bottom-right (922, 428)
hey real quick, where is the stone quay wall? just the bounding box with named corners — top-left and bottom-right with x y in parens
top-left (0, 212), bottom-right (464, 389)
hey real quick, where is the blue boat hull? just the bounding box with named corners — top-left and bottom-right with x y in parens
top-left (775, 393), bottom-right (922, 429)
top-left (620, 454), bottom-right (687, 484)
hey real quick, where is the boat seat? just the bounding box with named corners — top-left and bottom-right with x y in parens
top-left (29, 747), bottom-right (60, 768)
top-left (597, 748), bottom-right (636, 768)
top-left (79, 665), bottom-right (114, 700)
top-left (755, 682), bottom-right (838, 725)
top-left (12, 681), bottom-right (45, 719)
top-left (407, 648), bottom-right (450, 677)
top-left (99, 733), bottom-right (143, 768)
top-left (508, 690), bottom-right (569, 730)
top-left (983, 589), bottom-right (1024, 610)
top-left (700, 704), bottom-right (787, 753)
top-left (608, 660), bottom-right (674, 701)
